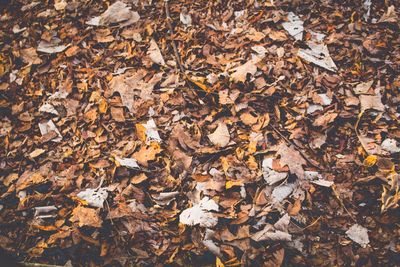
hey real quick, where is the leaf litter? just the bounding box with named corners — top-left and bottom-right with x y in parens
top-left (0, 0), bottom-right (399, 266)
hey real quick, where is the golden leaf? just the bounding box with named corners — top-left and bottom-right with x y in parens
top-left (363, 155), bottom-right (377, 167)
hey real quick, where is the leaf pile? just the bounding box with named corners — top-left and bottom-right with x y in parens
top-left (0, 0), bottom-right (399, 266)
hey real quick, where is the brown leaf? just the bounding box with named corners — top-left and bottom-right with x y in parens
top-left (313, 111), bottom-right (338, 127)
top-left (20, 48), bottom-right (42, 65)
top-left (70, 206), bottom-right (102, 228)
top-left (276, 142), bottom-right (306, 179)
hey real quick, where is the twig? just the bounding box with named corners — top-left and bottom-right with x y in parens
top-left (164, 0), bottom-right (185, 73)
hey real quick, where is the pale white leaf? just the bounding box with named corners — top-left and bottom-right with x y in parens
top-left (381, 138), bottom-right (400, 153)
top-left (38, 120), bottom-right (62, 142)
top-left (346, 224), bottom-right (370, 248)
top-left (115, 157), bottom-right (140, 169)
top-left (282, 12), bottom-right (304, 41)
top-left (179, 197), bottom-right (219, 227)
top-left (147, 39), bottom-right (166, 66)
top-left (77, 188), bottom-right (108, 208)
top-left (298, 42), bottom-right (337, 72)
top-left (208, 122), bottom-right (230, 148)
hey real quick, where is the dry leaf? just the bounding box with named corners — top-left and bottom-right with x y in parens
top-left (87, 1), bottom-right (140, 27)
top-left (147, 39), bottom-right (166, 66)
top-left (208, 122), bottom-right (230, 148)
top-left (313, 111), bottom-right (338, 127)
top-left (20, 48), bottom-right (42, 65)
top-left (276, 142), bottom-right (306, 179)
top-left (179, 197), bottom-right (219, 227)
top-left (70, 206), bottom-right (102, 228)
top-left (230, 56), bottom-right (263, 83)
top-left (346, 224), bottom-right (370, 248)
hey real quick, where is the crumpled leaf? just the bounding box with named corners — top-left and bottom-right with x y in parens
top-left (313, 111), bottom-right (338, 127)
top-left (109, 70), bottom-right (163, 111)
top-left (133, 143), bottom-right (161, 167)
top-left (70, 206), bottom-right (102, 228)
top-left (252, 225), bottom-right (292, 242)
top-left (87, 1), bottom-right (140, 27)
top-left (346, 224), bottom-right (370, 248)
top-left (271, 184), bottom-right (295, 203)
top-left (208, 122), bottom-right (230, 148)
top-left (77, 188), bottom-right (108, 208)
top-left (179, 197), bottom-right (219, 227)
top-left (378, 5), bottom-right (398, 24)
top-left (359, 92), bottom-right (385, 112)
top-left (147, 39), bottom-right (166, 66)
top-left (16, 171), bottom-right (47, 192)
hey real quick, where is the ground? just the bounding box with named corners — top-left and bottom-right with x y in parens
top-left (0, 0), bottom-right (399, 266)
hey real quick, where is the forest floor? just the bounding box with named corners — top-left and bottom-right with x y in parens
top-left (0, 0), bottom-right (399, 266)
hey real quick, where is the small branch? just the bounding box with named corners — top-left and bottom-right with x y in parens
top-left (164, 0), bottom-right (185, 73)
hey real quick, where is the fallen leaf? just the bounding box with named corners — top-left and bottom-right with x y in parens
top-left (147, 39), bottom-right (166, 66)
top-left (313, 111), bottom-right (338, 127)
top-left (37, 38), bottom-right (67, 54)
top-left (276, 142), bottom-right (306, 179)
top-left (115, 157), bottom-right (140, 169)
top-left (230, 56), bottom-right (263, 83)
top-left (38, 120), bottom-right (62, 142)
top-left (282, 12), bottom-right (304, 41)
top-left (87, 1), bottom-right (140, 27)
top-left (298, 42), bottom-right (337, 72)
top-left (208, 122), bottom-right (230, 148)
top-left (179, 197), bottom-right (219, 227)
top-left (346, 224), bottom-right (370, 248)
top-left (20, 48), bottom-right (42, 65)
top-left (77, 188), bottom-right (108, 208)
top-left (29, 148), bottom-right (45, 158)
top-left (70, 206), bottom-right (102, 228)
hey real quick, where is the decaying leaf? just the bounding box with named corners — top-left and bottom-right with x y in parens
top-left (37, 38), bottom-right (67, 54)
top-left (282, 12), bottom-right (304, 41)
top-left (115, 157), bottom-right (140, 169)
top-left (38, 120), bottom-right (62, 142)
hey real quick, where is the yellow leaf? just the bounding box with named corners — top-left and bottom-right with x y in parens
top-left (98, 98), bottom-right (108, 114)
top-left (363, 155), bottom-right (377, 167)
top-left (221, 157), bottom-right (229, 174)
top-left (216, 257), bottom-right (225, 267)
top-left (190, 78), bottom-right (212, 93)
top-left (226, 180), bottom-right (243, 189)
top-left (136, 123), bottom-right (147, 142)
